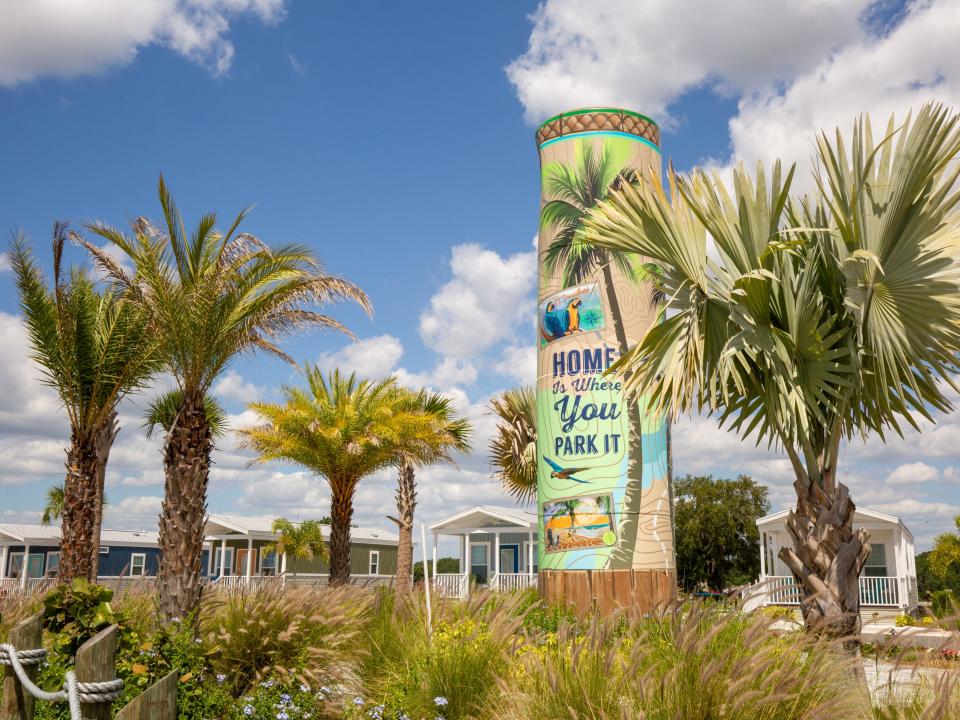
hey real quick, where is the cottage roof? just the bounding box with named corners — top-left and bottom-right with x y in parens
top-left (0, 524), bottom-right (158, 546)
top-left (430, 505), bottom-right (537, 532)
top-left (756, 506), bottom-right (914, 541)
top-left (204, 514), bottom-right (399, 545)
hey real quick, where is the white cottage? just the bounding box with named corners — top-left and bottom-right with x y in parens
top-left (429, 505), bottom-right (538, 599)
top-left (746, 507), bottom-right (919, 613)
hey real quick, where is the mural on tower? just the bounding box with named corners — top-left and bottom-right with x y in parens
top-left (535, 108), bottom-right (675, 574)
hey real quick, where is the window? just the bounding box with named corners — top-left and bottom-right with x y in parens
top-left (260, 551), bottom-right (277, 576)
top-left (130, 553), bottom-right (146, 577)
top-left (99, 546), bottom-right (109, 555)
top-left (369, 551), bottom-right (380, 575)
top-left (863, 544), bottom-right (888, 577)
top-left (213, 547), bottom-right (234, 576)
top-left (9, 553), bottom-right (23, 577)
top-left (46, 552), bottom-right (60, 577)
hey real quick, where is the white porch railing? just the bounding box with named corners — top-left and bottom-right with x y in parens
top-left (757, 575), bottom-right (902, 607)
top-left (433, 573), bottom-right (469, 599)
top-left (488, 573), bottom-right (537, 593)
top-left (0, 578), bottom-right (55, 596)
top-left (212, 575), bottom-right (275, 589)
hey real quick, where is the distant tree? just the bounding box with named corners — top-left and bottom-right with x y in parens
top-left (929, 515), bottom-right (960, 585)
top-left (413, 557), bottom-right (461, 583)
top-left (916, 551), bottom-right (960, 598)
top-left (266, 518), bottom-right (327, 580)
top-left (674, 474), bottom-right (770, 591)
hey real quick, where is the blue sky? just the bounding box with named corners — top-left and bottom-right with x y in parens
top-left (1, 0), bottom-right (959, 551)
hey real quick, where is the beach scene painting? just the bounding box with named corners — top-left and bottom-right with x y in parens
top-left (538, 282), bottom-right (605, 346)
top-left (542, 493), bottom-right (616, 553)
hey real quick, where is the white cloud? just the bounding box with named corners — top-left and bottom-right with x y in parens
top-left (0, 253), bottom-right (9, 272)
top-left (104, 495), bottom-right (162, 530)
top-left (728, 0), bottom-right (960, 184)
top-left (886, 462), bottom-right (940, 485)
top-left (213, 369), bottom-right (264, 404)
top-left (286, 52), bottom-right (305, 75)
top-left (494, 344), bottom-right (537, 386)
top-left (419, 244), bottom-right (536, 359)
top-left (507, 0), bottom-right (871, 125)
top-left (316, 334), bottom-right (405, 379)
top-left (0, 0), bottom-right (286, 87)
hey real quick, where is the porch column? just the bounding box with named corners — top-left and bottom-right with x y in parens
top-left (20, 543), bottom-right (29, 589)
top-left (759, 532), bottom-right (766, 579)
top-left (220, 538), bottom-right (228, 577)
top-left (206, 539), bottom-right (215, 576)
top-left (464, 533), bottom-right (471, 600)
top-left (459, 535), bottom-right (466, 574)
top-left (528, 530), bottom-right (534, 578)
top-left (245, 537), bottom-right (253, 582)
top-left (0, 545), bottom-right (7, 580)
top-left (280, 553), bottom-right (287, 583)
top-left (432, 533), bottom-right (438, 581)
top-left (493, 530), bottom-right (500, 580)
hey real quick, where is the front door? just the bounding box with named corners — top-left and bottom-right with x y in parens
top-left (236, 548), bottom-right (257, 576)
top-left (500, 544), bottom-right (519, 574)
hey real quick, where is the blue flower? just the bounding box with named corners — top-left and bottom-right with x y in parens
top-left (299, 683), bottom-right (310, 693)
top-left (260, 680), bottom-right (275, 689)
top-left (280, 694), bottom-right (291, 704)
top-left (277, 712), bottom-right (289, 720)
top-left (434, 697), bottom-right (449, 707)
top-left (368, 705), bottom-right (385, 719)
top-left (353, 697), bottom-right (365, 706)
top-left (216, 674), bottom-right (226, 684)
top-left (242, 705), bottom-right (254, 717)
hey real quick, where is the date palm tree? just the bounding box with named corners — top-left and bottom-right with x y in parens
top-left (583, 103), bottom-right (960, 639)
top-left (488, 386), bottom-right (537, 502)
top-left (389, 390), bottom-right (471, 592)
top-left (266, 518), bottom-right (327, 580)
top-left (239, 368), bottom-right (457, 585)
top-left (12, 226), bottom-right (160, 582)
top-left (82, 176), bottom-right (370, 619)
top-left (540, 141), bottom-right (661, 568)
top-left (40, 483), bottom-right (65, 526)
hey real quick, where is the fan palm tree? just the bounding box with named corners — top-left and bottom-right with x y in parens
top-left (582, 103), bottom-right (960, 638)
top-left (540, 140), bottom-right (661, 568)
top-left (82, 176), bottom-right (370, 619)
top-left (389, 390), bottom-right (471, 592)
top-left (266, 518), bottom-right (327, 580)
top-left (11, 226), bottom-right (160, 582)
top-left (238, 368), bottom-right (455, 585)
top-left (488, 386), bottom-right (537, 502)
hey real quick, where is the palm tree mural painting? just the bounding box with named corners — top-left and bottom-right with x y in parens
top-left (539, 139), bottom-right (657, 569)
top-left (557, 498), bottom-right (581, 543)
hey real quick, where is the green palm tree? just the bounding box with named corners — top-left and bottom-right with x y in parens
top-left (583, 103), bottom-right (960, 638)
top-left (488, 387), bottom-right (537, 502)
top-left (238, 368), bottom-right (453, 585)
top-left (40, 483), bottom-right (65, 526)
top-left (266, 518), bottom-right (327, 580)
top-left (557, 499), bottom-right (581, 539)
top-left (540, 140), bottom-right (658, 568)
top-left (389, 390), bottom-right (471, 592)
top-left (82, 176), bottom-right (370, 619)
top-left (12, 225), bottom-right (160, 581)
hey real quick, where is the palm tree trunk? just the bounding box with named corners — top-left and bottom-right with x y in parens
top-left (89, 413), bottom-right (119, 580)
top-left (778, 455), bottom-right (870, 639)
top-left (59, 431), bottom-right (99, 582)
top-left (394, 461), bottom-right (416, 592)
top-left (601, 262), bottom-right (648, 570)
top-left (329, 479), bottom-right (355, 586)
top-left (157, 390), bottom-right (212, 620)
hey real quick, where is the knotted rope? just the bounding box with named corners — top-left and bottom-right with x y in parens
top-left (0, 643), bottom-right (123, 720)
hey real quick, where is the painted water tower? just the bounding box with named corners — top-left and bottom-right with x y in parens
top-left (535, 108), bottom-right (676, 613)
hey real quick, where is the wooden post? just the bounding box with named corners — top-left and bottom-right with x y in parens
top-left (75, 624), bottom-right (118, 720)
top-left (115, 671), bottom-right (177, 720)
top-left (1, 613), bottom-right (42, 720)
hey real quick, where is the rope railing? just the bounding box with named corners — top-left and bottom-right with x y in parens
top-left (0, 640), bottom-right (123, 720)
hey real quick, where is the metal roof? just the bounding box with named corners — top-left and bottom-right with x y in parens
top-left (0, 524), bottom-right (158, 545)
top-left (430, 505), bottom-right (537, 532)
top-left (204, 514), bottom-right (399, 545)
